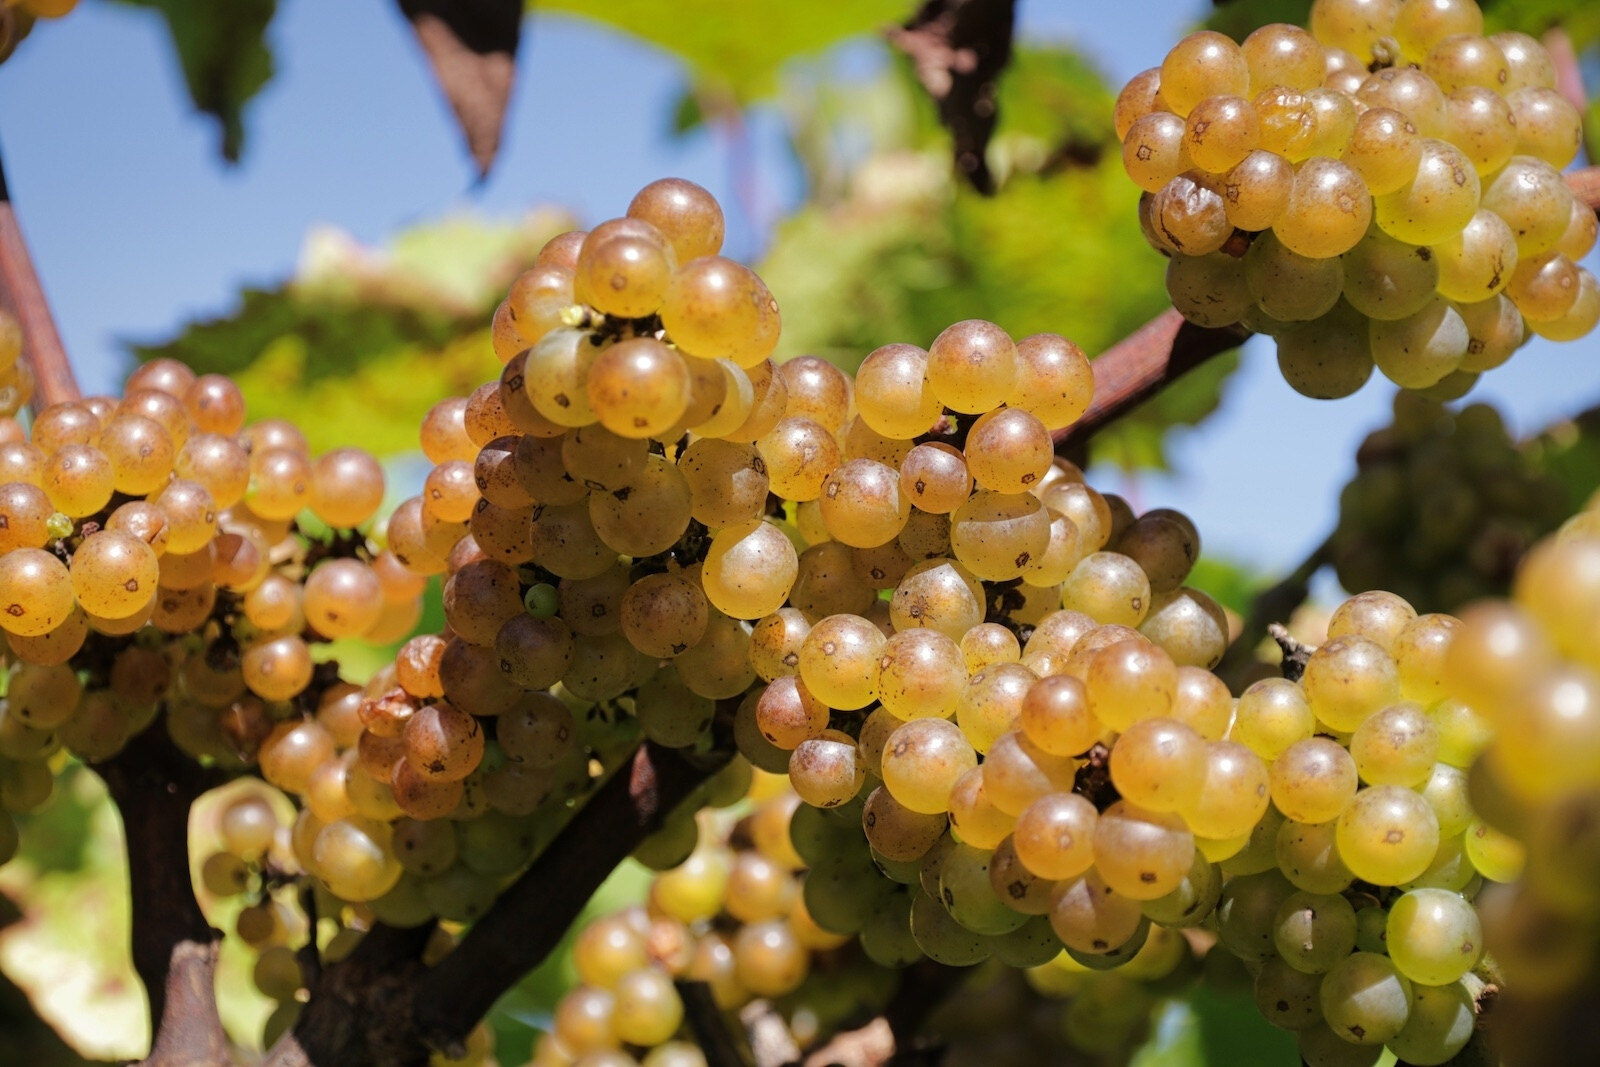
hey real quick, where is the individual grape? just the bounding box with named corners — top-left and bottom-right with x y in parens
top-left (69, 530), bottom-right (159, 620)
top-left (851, 343), bottom-right (938, 439)
top-left (1109, 716), bottom-right (1205, 813)
top-left (1372, 139), bottom-right (1479, 246)
top-left (758, 417), bottom-right (839, 502)
top-left (861, 786), bottom-right (946, 864)
top-left (1216, 868), bottom-right (1297, 961)
top-left (1184, 740), bottom-right (1271, 839)
top-left (618, 571), bottom-right (707, 659)
top-left (1278, 817), bottom-right (1356, 893)
top-left (1273, 737), bottom-right (1360, 824)
top-left (1508, 86), bottom-right (1582, 168)
top-left (1083, 637), bottom-right (1175, 732)
top-left (956, 663), bottom-right (1037, 754)
top-left (1165, 252), bottom-right (1252, 329)
top-left (1349, 702), bottom-right (1439, 786)
top-left (875, 627), bottom-right (965, 721)
top-left (1340, 108), bottom-right (1421, 197)
top-left (1159, 30), bottom-right (1249, 116)
top-left (1049, 870), bottom-right (1146, 955)
top-left (0, 547), bottom-right (75, 638)
top-left (1506, 250), bottom-right (1581, 323)
top-left (1113, 67), bottom-right (1162, 140)
top-left (1336, 784), bottom-right (1441, 885)
top-left (788, 731), bottom-right (863, 809)
top-left (701, 520), bottom-right (799, 620)
top-left (1309, 0), bottom-right (1399, 63)
top-left (1183, 94), bottom-right (1260, 174)
top-left (1423, 33), bottom-right (1506, 93)
top-left (1303, 87), bottom-right (1360, 158)
top-left (1254, 86), bottom-right (1318, 161)
top-left (926, 319), bottom-right (1016, 414)
top-left (41, 443), bottom-right (113, 517)
top-left (1220, 149), bottom-right (1294, 231)
top-left (1481, 155), bottom-right (1576, 258)
top-left (1529, 267), bottom-right (1600, 342)
top-left (947, 490), bottom-right (1049, 582)
top-left (898, 443), bottom-right (969, 516)
top-left (1340, 228), bottom-right (1438, 321)
top-left (1253, 955), bottom-right (1325, 1030)
top-left (1006, 333), bottom-right (1093, 430)
top-left (881, 717), bottom-right (977, 815)
top-left (1244, 231), bottom-right (1344, 322)
top-left (1303, 635), bottom-right (1400, 732)
top-left (1242, 22), bottom-right (1325, 92)
top-left (1018, 674), bottom-right (1100, 757)
top-left (1275, 306), bottom-right (1377, 399)
top-left (584, 337), bottom-right (690, 439)
top-left (1386, 886), bottom-right (1482, 986)
top-left (1318, 951), bottom-right (1412, 1045)
top-left (796, 613), bottom-right (884, 711)
top-left (818, 458), bottom-right (909, 548)
top-left (1443, 86), bottom-right (1517, 174)
top-left (1431, 209), bottom-right (1517, 305)
top-left (627, 178), bottom-right (723, 262)
top-left (1147, 174), bottom-right (1232, 256)
top-left (1388, 980), bottom-right (1475, 1065)
top-left (1061, 552), bottom-right (1153, 628)
top-left (1093, 800), bottom-right (1195, 900)
top-left (1274, 890), bottom-right (1358, 974)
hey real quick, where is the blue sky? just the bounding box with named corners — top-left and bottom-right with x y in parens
top-left (0, 0), bottom-right (1596, 575)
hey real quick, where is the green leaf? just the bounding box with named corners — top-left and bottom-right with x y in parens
top-left (1132, 986), bottom-right (1297, 1067)
top-left (109, 0), bottom-right (277, 162)
top-left (538, 0), bottom-right (905, 100)
top-left (1186, 554), bottom-right (1266, 617)
top-left (130, 211), bottom-right (573, 455)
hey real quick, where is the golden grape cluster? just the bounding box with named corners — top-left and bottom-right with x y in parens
top-left (1119, 0), bottom-right (1598, 398)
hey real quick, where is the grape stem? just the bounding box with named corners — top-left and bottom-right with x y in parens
top-left (0, 146), bottom-right (81, 407)
top-left (781, 959), bottom-right (963, 1067)
top-left (676, 980), bottom-right (749, 1067)
top-left (262, 737), bottom-right (731, 1066)
top-left (96, 722), bottom-right (236, 1067)
top-left (1056, 166), bottom-right (1600, 462)
top-left (1216, 533), bottom-right (1333, 687)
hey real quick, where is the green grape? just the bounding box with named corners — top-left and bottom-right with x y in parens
top-left (858, 892), bottom-right (922, 968)
top-left (1184, 94), bottom-right (1260, 173)
top-left (1012, 791), bottom-right (1097, 881)
top-left (1340, 228), bottom-right (1437, 321)
top-left (1233, 677), bottom-right (1314, 760)
top-left (1140, 848), bottom-right (1220, 927)
top-left (1443, 86), bottom-right (1517, 175)
top-left (1387, 979), bottom-right (1475, 1065)
top-left (1253, 955), bottom-right (1325, 1030)
top-left (1274, 889), bottom-right (1358, 974)
top-left (1275, 304), bottom-right (1376, 399)
top-left (1245, 230), bottom-right (1344, 322)
top-left (610, 966), bottom-right (683, 1047)
top-left (889, 558), bottom-right (984, 639)
top-left (1342, 107), bottom-right (1420, 196)
top-left (1140, 590), bottom-right (1229, 672)
top-left (1336, 784), bottom-right (1440, 885)
top-left (1278, 817), bottom-right (1356, 893)
top-left (1463, 818), bottom-right (1523, 882)
top-left (1319, 950), bottom-right (1412, 1045)
top-left (1309, 0), bottom-right (1398, 64)
top-left (909, 889), bottom-right (991, 966)
top-left (1216, 869), bottom-right (1296, 963)
top-left (1183, 739), bottom-right (1271, 839)
top-left (926, 319), bottom-right (1017, 415)
top-left (1386, 886), bottom-right (1482, 986)
top-left (1242, 22), bottom-right (1325, 92)
top-left (938, 841), bottom-right (1029, 934)
top-left (1007, 333), bottom-right (1093, 430)
top-left (1061, 552), bottom-right (1152, 628)
top-left (949, 490), bottom-right (1051, 582)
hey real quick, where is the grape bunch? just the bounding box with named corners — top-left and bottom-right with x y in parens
top-left (1119, 0), bottom-right (1599, 398)
top-left (0, 340), bottom-right (417, 865)
top-left (1441, 493), bottom-right (1600, 1065)
top-left (1332, 393), bottom-right (1568, 610)
top-left (0, 0), bottom-right (76, 65)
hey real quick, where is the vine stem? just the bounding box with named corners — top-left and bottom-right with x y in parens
top-left (0, 149), bottom-right (80, 406)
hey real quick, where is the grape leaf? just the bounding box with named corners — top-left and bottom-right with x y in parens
top-left (397, 0), bottom-right (523, 177)
top-left (109, 0), bottom-right (276, 162)
top-left (129, 211), bottom-right (572, 454)
top-left (537, 0), bottom-right (906, 99)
